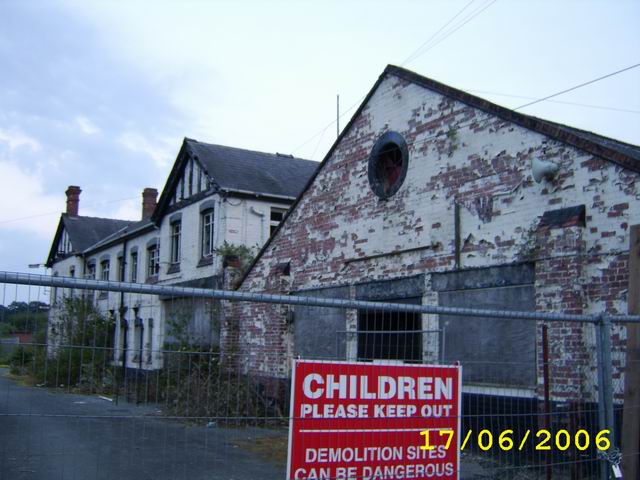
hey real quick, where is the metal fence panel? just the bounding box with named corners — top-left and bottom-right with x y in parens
top-left (0, 272), bottom-right (637, 479)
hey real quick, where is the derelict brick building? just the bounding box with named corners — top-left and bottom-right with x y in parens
top-left (226, 65), bottom-right (640, 405)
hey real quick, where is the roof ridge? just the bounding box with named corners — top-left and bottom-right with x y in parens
top-left (534, 116), bottom-right (640, 148)
top-left (63, 213), bottom-right (136, 223)
top-left (185, 138), bottom-right (316, 164)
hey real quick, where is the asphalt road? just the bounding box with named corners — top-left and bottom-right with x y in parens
top-left (0, 368), bottom-right (286, 480)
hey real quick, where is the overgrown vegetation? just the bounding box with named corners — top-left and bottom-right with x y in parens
top-left (154, 300), bottom-right (282, 424)
top-left (215, 241), bottom-right (257, 288)
top-left (7, 297), bottom-right (117, 393)
top-left (156, 351), bottom-right (283, 424)
top-left (111, 346), bottom-right (284, 425)
top-left (4, 295), bottom-right (283, 426)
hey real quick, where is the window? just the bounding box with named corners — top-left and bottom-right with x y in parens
top-left (170, 221), bottom-right (181, 264)
top-left (117, 256), bottom-right (124, 281)
top-left (130, 252), bottom-right (138, 282)
top-left (98, 259), bottom-right (110, 299)
top-left (368, 131), bottom-right (409, 199)
top-left (147, 244), bottom-right (159, 278)
top-left (86, 262), bottom-right (96, 279)
top-left (201, 209), bottom-right (214, 257)
top-left (100, 260), bottom-right (110, 281)
top-left (270, 207), bottom-right (287, 236)
top-left (437, 265), bottom-right (536, 387)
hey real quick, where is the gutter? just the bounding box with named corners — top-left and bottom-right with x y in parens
top-left (219, 187), bottom-right (296, 202)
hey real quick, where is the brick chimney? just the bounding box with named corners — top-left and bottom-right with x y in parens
top-left (65, 186), bottom-right (81, 217)
top-left (142, 188), bottom-right (158, 219)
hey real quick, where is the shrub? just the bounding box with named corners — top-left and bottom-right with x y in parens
top-left (9, 297), bottom-right (116, 394)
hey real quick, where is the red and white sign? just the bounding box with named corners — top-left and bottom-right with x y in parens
top-left (287, 360), bottom-right (461, 480)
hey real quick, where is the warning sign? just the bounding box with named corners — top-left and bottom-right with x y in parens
top-left (287, 360), bottom-right (461, 480)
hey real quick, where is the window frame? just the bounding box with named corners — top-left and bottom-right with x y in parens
top-left (270, 207), bottom-right (287, 236)
top-left (147, 244), bottom-right (159, 279)
top-left (201, 209), bottom-right (215, 258)
top-left (170, 220), bottom-right (181, 265)
top-left (367, 131), bottom-right (409, 200)
top-left (117, 255), bottom-right (124, 281)
top-left (100, 259), bottom-right (110, 281)
top-left (86, 262), bottom-right (96, 280)
top-left (130, 251), bottom-right (138, 283)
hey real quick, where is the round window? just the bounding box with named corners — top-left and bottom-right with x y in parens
top-left (367, 131), bottom-right (409, 199)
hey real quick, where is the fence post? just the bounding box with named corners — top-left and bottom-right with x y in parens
top-left (597, 313), bottom-right (616, 479)
top-left (622, 223), bottom-right (640, 479)
top-left (542, 323), bottom-right (552, 480)
top-left (602, 315), bottom-right (616, 439)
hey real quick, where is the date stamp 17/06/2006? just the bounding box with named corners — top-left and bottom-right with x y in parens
top-left (420, 429), bottom-right (611, 452)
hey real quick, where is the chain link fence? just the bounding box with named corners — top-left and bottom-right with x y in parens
top-left (0, 272), bottom-right (637, 480)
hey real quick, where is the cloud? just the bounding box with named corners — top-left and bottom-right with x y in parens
top-left (117, 131), bottom-right (176, 168)
top-left (74, 115), bottom-right (100, 135)
top-left (111, 198), bottom-right (140, 221)
top-left (0, 127), bottom-right (41, 151)
top-left (0, 161), bottom-right (62, 238)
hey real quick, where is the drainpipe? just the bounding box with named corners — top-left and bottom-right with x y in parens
top-left (81, 253), bottom-right (86, 302)
top-left (119, 239), bottom-right (128, 381)
top-left (120, 316), bottom-right (127, 364)
top-left (139, 319), bottom-right (144, 370)
top-left (250, 206), bottom-right (266, 244)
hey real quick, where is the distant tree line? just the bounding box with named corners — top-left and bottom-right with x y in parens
top-left (0, 301), bottom-right (49, 336)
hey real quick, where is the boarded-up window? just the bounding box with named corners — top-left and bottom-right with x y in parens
top-left (293, 287), bottom-right (349, 359)
top-left (433, 264), bottom-right (536, 388)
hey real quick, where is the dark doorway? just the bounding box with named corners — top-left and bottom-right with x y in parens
top-left (357, 297), bottom-right (422, 362)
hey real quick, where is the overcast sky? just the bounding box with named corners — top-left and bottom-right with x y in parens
top-left (0, 0), bottom-right (638, 302)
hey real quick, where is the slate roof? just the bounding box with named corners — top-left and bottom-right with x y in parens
top-left (87, 218), bottom-right (155, 252)
top-left (62, 215), bottom-right (136, 252)
top-left (184, 139), bottom-right (318, 198)
top-left (46, 214), bottom-right (138, 266)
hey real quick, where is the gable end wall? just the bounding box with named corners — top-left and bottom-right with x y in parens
top-left (229, 74), bottom-right (637, 399)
